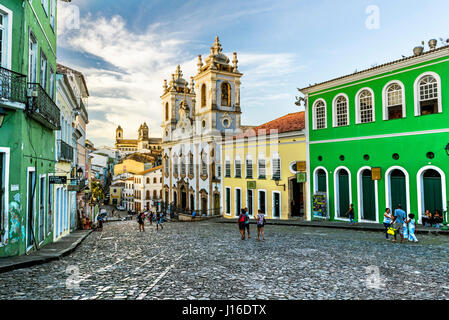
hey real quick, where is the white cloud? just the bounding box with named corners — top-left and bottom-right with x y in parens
top-left (58, 6), bottom-right (302, 147)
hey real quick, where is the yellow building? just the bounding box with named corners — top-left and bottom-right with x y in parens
top-left (109, 182), bottom-right (125, 207)
top-left (113, 153), bottom-right (155, 176)
top-left (115, 123), bottom-right (162, 153)
top-left (221, 112), bottom-right (307, 220)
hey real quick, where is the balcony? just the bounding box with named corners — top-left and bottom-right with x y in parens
top-left (27, 83), bottom-right (61, 130)
top-left (0, 66), bottom-right (27, 105)
top-left (58, 140), bottom-right (74, 162)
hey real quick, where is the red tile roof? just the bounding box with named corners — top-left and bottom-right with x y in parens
top-left (234, 112), bottom-right (305, 139)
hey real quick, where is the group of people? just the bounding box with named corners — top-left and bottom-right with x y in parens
top-left (137, 210), bottom-right (165, 232)
top-left (237, 208), bottom-right (266, 241)
top-left (383, 204), bottom-right (418, 243)
top-left (422, 209), bottom-right (444, 228)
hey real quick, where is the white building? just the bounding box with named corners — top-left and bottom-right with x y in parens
top-left (133, 166), bottom-right (163, 212)
top-left (162, 37), bottom-right (243, 215)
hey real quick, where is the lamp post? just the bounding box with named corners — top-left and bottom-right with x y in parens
top-left (0, 107), bottom-right (6, 128)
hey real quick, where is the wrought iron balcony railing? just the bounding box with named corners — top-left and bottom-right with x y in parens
top-left (0, 66), bottom-right (27, 104)
top-left (58, 139), bottom-right (74, 162)
top-left (27, 83), bottom-right (61, 130)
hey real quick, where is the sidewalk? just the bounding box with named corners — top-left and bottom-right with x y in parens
top-left (216, 218), bottom-right (449, 236)
top-left (0, 229), bottom-right (92, 274)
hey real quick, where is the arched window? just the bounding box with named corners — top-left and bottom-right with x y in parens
top-left (153, 190), bottom-right (157, 199)
top-left (153, 178), bottom-right (157, 183)
top-left (201, 84), bottom-right (206, 108)
top-left (201, 152), bottom-right (208, 177)
top-left (180, 156), bottom-right (186, 175)
top-left (221, 82), bottom-right (231, 106)
top-left (189, 152), bottom-right (194, 176)
top-left (383, 82), bottom-right (405, 120)
top-left (313, 100), bottom-right (327, 129)
top-left (357, 89), bottom-right (374, 124)
top-left (165, 103), bottom-right (169, 121)
top-left (146, 178), bottom-right (150, 184)
top-left (146, 190), bottom-right (150, 199)
top-left (333, 95), bottom-right (348, 127)
top-left (416, 74), bottom-right (441, 115)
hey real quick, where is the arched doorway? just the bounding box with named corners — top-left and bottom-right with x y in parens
top-left (423, 169), bottom-right (443, 215)
top-left (173, 191), bottom-right (177, 208)
top-left (335, 168), bottom-right (350, 219)
top-left (180, 185), bottom-right (187, 211)
top-left (360, 169), bottom-right (376, 222)
top-left (190, 194), bottom-right (195, 212)
top-left (389, 169), bottom-right (407, 211)
top-left (316, 169), bottom-right (327, 193)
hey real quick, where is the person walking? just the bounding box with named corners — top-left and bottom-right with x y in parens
top-left (383, 208), bottom-right (393, 240)
top-left (156, 212), bottom-right (164, 231)
top-left (406, 213), bottom-right (418, 243)
top-left (149, 211), bottom-right (154, 226)
top-left (346, 204), bottom-right (358, 225)
top-left (256, 210), bottom-right (266, 241)
top-left (244, 207), bottom-right (251, 239)
top-left (137, 211), bottom-right (145, 232)
top-left (391, 204), bottom-right (406, 243)
top-left (237, 209), bottom-right (246, 240)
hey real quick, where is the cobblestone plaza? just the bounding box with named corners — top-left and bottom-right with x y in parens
top-left (1, 221), bottom-right (448, 300)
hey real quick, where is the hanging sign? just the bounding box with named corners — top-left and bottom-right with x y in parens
top-left (296, 161), bottom-right (307, 172)
top-left (372, 167), bottom-right (382, 181)
top-left (296, 172), bottom-right (306, 183)
top-left (49, 176), bottom-right (67, 184)
top-left (247, 181), bottom-right (256, 190)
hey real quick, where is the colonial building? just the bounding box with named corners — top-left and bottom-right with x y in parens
top-left (115, 123), bottom-right (162, 156)
top-left (162, 37), bottom-right (244, 216)
top-left (114, 153), bottom-right (155, 176)
top-left (0, 0), bottom-right (70, 257)
top-left (299, 40), bottom-right (449, 224)
top-left (222, 112), bottom-right (307, 220)
top-left (133, 166), bottom-right (163, 213)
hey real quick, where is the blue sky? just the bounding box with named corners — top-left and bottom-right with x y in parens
top-left (58, 0), bottom-right (449, 147)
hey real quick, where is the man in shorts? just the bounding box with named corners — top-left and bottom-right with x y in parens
top-left (391, 204), bottom-right (406, 243)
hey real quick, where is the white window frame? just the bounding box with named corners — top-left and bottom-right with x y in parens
top-left (40, 50), bottom-right (47, 90)
top-left (384, 166), bottom-right (410, 218)
top-left (50, 0), bottom-right (55, 30)
top-left (355, 87), bottom-right (375, 124)
top-left (225, 157), bottom-right (231, 178)
top-left (41, 0), bottom-right (49, 16)
top-left (26, 167), bottom-right (37, 252)
top-left (234, 156), bottom-right (242, 178)
top-left (271, 153), bottom-right (281, 180)
top-left (258, 189), bottom-right (267, 215)
top-left (28, 31), bottom-right (38, 83)
top-left (272, 191), bottom-right (281, 219)
top-left (235, 187), bottom-right (242, 217)
top-left (0, 5), bottom-right (13, 69)
top-left (38, 174), bottom-right (46, 245)
top-left (414, 72), bottom-right (442, 116)
top-left (224, 187), bottom-right (231, 216)
top-left (416, 165), bottom-right (447, 224)
top-left (333, 166), bottom-right (352, 221)
top-left (245, 156), bottom-right (253, 179)
top-left (332, 94), bottom-right (350, 127)
top-left (0, 148), bottom-right (10, 245)
top-left (382, 80), bottom-right (406, 120)
top-left (258, 154), bottom-right (266, 179)
top-left (356, 166), bottom-right (379, 224)
top-left (312, 98), bottom-right (327, 130)
top-left (247, 189), bottom-right (254, 218)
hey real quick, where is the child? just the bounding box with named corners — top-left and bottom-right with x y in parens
top-left (256, 210), bottom-right (266, 241)
top-left (346, 204), bottom-right (358, 226)
top-left (407, 213), bottom-right (418, 243)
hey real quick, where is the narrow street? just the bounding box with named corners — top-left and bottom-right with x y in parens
top-left (1, 220), bottom-right (448, 300)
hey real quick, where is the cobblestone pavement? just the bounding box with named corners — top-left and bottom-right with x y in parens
top-left (0, 220), bottom-right (448, 300)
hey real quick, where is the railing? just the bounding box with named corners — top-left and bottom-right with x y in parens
top-left (58, 140), bottom-right (74, 162)
top-left (27, 83), bottom-right (61, 130)
top-left (0, 66), bottom-right (27, 104)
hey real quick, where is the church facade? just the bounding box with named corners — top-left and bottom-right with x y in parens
top-left (115, 123), bottom-right (162, 155)
top-left (162, 37), bottom-right (243, 216)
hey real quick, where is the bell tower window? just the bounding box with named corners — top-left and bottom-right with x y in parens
top-left (165, 103), bottom-right (169, 121)
top-left (221, 82), bottom-right (231, 107)
top-left (201, 84), bottom-right (206, 108)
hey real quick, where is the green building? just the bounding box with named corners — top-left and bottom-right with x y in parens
top-left (0, 0), bottom-right (69, 257)
top-left (299, 42), bottom-right (449, 224)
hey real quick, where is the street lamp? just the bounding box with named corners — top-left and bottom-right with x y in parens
top-left (77, 167), bottom-right (84, 180)
top-left (0, 107), bottom-right (6, 128)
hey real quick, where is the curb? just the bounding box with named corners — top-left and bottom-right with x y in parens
top-left (0, 230), bottom-right (93, 274)
top-left (215, 219), bottom-right (449, 236)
